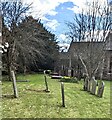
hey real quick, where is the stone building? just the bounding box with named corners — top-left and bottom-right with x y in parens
top-left (58, 31), bottom-right (112, 80)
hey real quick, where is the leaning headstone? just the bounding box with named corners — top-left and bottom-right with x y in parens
top-left (11, 71), bottom-right (18, 98)
top-left (61, 82), bottom-right (65, 107)
top-left (90, 79), bottom-right (97, 95)
top-left (97, 81), bottom-right (105, 98)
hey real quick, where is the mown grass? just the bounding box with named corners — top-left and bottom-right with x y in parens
top-left (2, 74), bottom-right (111, 118)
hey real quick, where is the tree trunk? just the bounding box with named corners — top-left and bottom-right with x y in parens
top-left (100, 59), bottom-right (105, 80)
top-left (23, 65), bottom-right (26, 75)
top-left (77, 64), bottom-right (81, 80)
top-left (7, 65), bottom-right (12, 81)
top-left (6, 47), bottom-right (13, 81)
top-left (7, 50), bottom-right (12, 81)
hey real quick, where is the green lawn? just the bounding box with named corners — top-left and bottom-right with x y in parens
top-left (2, 74), bottom-right (111, 118)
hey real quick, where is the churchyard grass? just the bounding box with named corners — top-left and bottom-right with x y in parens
top-left (2, 74), bottom-right (111, 118)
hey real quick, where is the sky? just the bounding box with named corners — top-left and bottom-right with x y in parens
top-left (22, 0), bottom-right (111, 51)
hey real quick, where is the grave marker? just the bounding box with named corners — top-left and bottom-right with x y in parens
top-left (87, 80), bottom-right (92, 92)
top-left (11, 71), bottom-right (18, 98)
top-left (44, 75), bottom-right (50, 92)
top-left (68, 69), bottom-right (71, 77)
top-left (83, 77), bottom-right (88, 91)
top-left (97, 81), bottom-right (105, 97)
top-left (90, 79), bottom-right (97, 95)
top-left (44, 70), bottom-right (46, 75)
top-left (61, 82), bottom-right (65, 107)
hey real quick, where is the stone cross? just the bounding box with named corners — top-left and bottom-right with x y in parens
top-left (90, 79), bottom-right (97, 95)
top-left (97, 81), bottom-right (105, 97)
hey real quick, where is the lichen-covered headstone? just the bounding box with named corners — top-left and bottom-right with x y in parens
top-left (87, 80), bottom-right (92, 92)
top-left (90, 79), bottom-right (97, 95)
top-left (97, 81), bottom-right (105, 97)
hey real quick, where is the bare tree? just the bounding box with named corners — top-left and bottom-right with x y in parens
top-left (66, 0), bottom-right (112, 81)
top-left (2, 0), bottom-right (32, 80)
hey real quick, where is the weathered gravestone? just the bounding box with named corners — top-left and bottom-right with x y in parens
top-left (44, 75), bottom-right (50, 92)
top-left (84, 77), bottom-right (97, 92)
top-left (90, 79), bottom-right (97, 95)
top-left (97, 81), bottom-right (105, 97)
top-left (87, 80), bottom-right (92, 92)
top-left (83, 77), bottom-right (88, 91)
top-left (68, 69), bottom-right (71, 77)
top-left (87, 76), bottom-right (96, 92)
top-left (11, 71), bottom-right (18, 98)
top-left (61, 82), bottom-right (65, 107)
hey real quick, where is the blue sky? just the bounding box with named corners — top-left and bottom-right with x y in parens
top-left (43, 2), bottom-right (75, 44)
top-left (23, 0), bottom-right (111, 50)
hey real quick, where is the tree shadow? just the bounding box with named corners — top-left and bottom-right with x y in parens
top-left (59, 80), bottom-right (79, 83)
top-left (2, 94), bottom-right (15, 99)
top-left (80, 89), bottom-right (100, 98)
top-left (57, 104), bottom-right (66, 108)
top-left (25, 88), bottom-right (50, 93)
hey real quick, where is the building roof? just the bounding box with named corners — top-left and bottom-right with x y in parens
top-left (68, 31), bottom-right (112, 53)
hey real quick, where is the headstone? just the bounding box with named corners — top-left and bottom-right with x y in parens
top-left (90, 79), bottom-right (97, 95)
top-left (11, 71), bottom-right (18, 98)
top-left (68, 69), bottom-right (71, 77)
top-left (83, 77), bottom-right (88, 91)
top-left (59, 70), bottom-right (61, 76)
top-left (97, 81), bottom-right (105, 98)
top-left (87, 80), bottom-right (92, 92)
top-left (61, 82), bottom-right (65, 107)
top-left (87, 76), bottom-right (96, 92)
top-left (51, 75), bottom-right (62, 79)
top-left (44, 70), bottom-right (46, 75)
top-left (44, 75), bottom-right (50, 92)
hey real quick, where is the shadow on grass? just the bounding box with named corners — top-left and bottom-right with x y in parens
top-left (2, 94), bottom-right (15, 99)
top-left (80, 89), bottom-right (101, 98)
top-left (57, 104), bottom-right (67, 108)
top-left (59, 79), bottom-right (79, 83)
top-left (25, 88), bottom-right (50, 93)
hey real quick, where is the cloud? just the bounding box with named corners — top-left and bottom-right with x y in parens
top-left (59, 34), bottom-right (66, 40)
top-left (21, 0), bottom-right (109, 47)
top-left (67, 0), bottom-right (108, 14)
top-left (47, 11), bottom-right (58, 16)
top-left (22, 0), bottom-right (108, 20)
top-left (22, 0), bottom-right (72, 18)
top-left (58, 43), bottom-right (70, 47)
top-left (58, 43), bottom-right (70, 52)
top-left (4, 0), bottom-right (108, 18)
top-left (58, 34), bottom-right (71, 44)
top-left (45, 19), bottom-right (60, 31)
